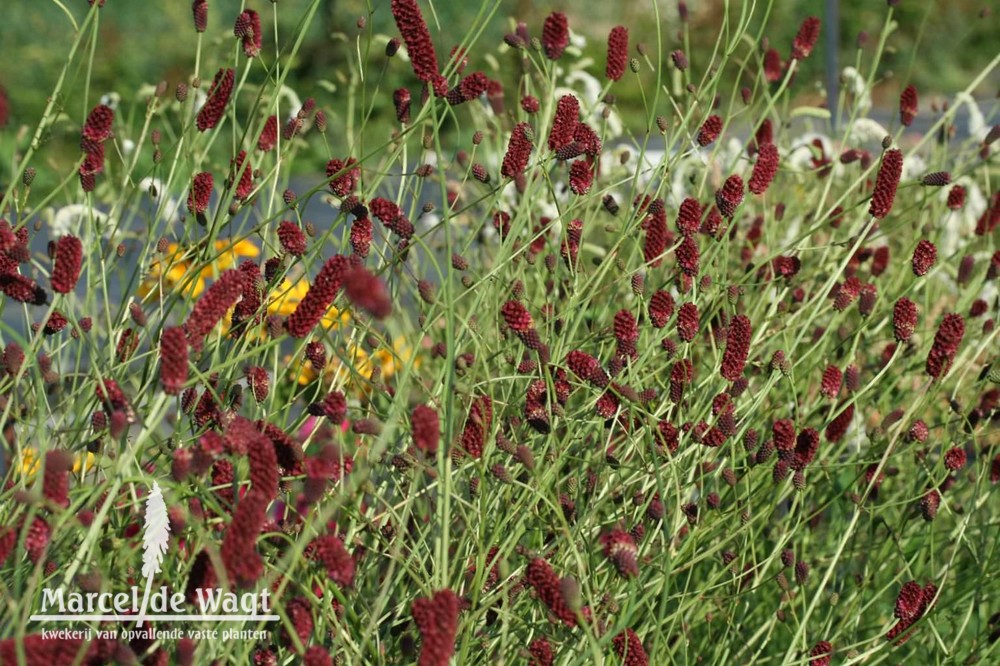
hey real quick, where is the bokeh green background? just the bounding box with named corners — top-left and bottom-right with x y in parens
top-left (0, 0), bottom-right (996, 171)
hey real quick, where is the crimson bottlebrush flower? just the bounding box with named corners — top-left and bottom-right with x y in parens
top-left (648, 290), bottom-right (674, 328)
top-left (412, 589), bottom-right (460, 666)
top-left (220, 420), bottom-right (279, 587)
top-left (716, 175), bottom-right (744, 218)
top-left (773, 418), bottom-right (796, 454)
top-left (566, 350), bottom-right (609, 388)
top-left (234, 9), bottom-right (262, 58)
top-left (763, 48), bottom-right (783, 82)
top-left (887, 581), bottom-right (937, 645)
top-left (309, 390), bottom-right (347, 422)
top-left (893, 298), bottom-right (918, 342)
top-left (792, 428), bottom-right (820, 470)
top-left (947, 185), bottom-right (966, 209)
top-left (502, 122), bottom-right (534, 179)
top-left (820, 365), bottom-right (842, 399)
top-left (791, 16), bottom-right (821, 60)
top-left (4, 342), bottom-right (24, 376)
top-left (391, 0), bottom-right (442, 88)
top-left (305, 341), bottom-right (327, 370)
top-left (24, 516), bottom-right (51, 563)
top-left (670, 359), bottom-right (694, 403)
top-left (643, 206), bottom-right (668, 267)
top-left (50, 235), bottom-right (83, 294)
top-left (541, 12), bottom-right (569, 60)
top-left (944, 446), bottom-right (966, 471)
top-left (671, 49), bottom-right (688, 70)
top-left (920, 171), bottom-right (950, 186)
top-left (393, 88), bottom-right (411, 123)
top-left (521, 95), bottom-right (540, 113)
top-left (568, 159), bottom-right (593, 195)
top-left (549, 95), bottom-right (579, 151)
top-left (869, 149), bottom-right (903, 218)
top-left (749, 143), bottom-right (779, 195)
top-left (350, 216), bottom-right (373, 258)
top-left (720, 314), bottom-right (751, 381)
top-left (926, 313), bottom-right (964, 379)
top-left (231, 260), bottom-right (264, 331)
top-left (196, 68), bottom-right (235, 132)
top-left (501, 300), bottom-right (534, 333)
top-left (244, 366), bottom-right (269, 403)
top-left (192, 0), bottom-right (208, 32)
top-left (526, 558), bottom-right (579, 626)
top-left (159, 327), bottom-right (188, 395)
top-left (613, 628), bottom-right (649, 666)
top-left (899, 84), bottom-right (918, 127)
top-left (600, 528), bottom-right (639, 577)
top-left (528, 638), bottom-right (554, 666)
top-left (82, 104), bottom-right (114, 144)
top-left (676, 234), bottom-right (700, 277)
top-left (279, 596), bottom-right (313, 654)
top-left (187, 172), bottom-right (213, 215)
top-left (277, 221), bottom-right (307, 257)
top-left (326, 158), bottom-right (360, 197)
top-left (697, 115), bottom-right (723, 147)
top-left (606, 26), bottom-right (629, 81)
top-left (806, 642), bottom-right (832, 666)
top-left (257, 115), bottom-right (278, 151)
top-left (907, 420), bottom-right (929, 443)
top-left (614, 309), bottom-right (639, 359)
top-left (0, 272), bottom-right (48, 305)
top-left (825, 402), bottom-right (854, 443)
top-left (561, 218), bottom-right (582, 269)
top-left (677, 302), bottom-right (699, 342)
top-left (287, 255), bottom-right (349, 337)
top-left (676, 197), bottom-right (702, 236)
top-left (302, 647), bottom-right (332, 666)
top-left (41, 450), bottom-right (73, 509)
top-left (343, 266), bottom-right (392, 319)
top-left (454, 71), bottom-right (488, 103)
top-left (184, 269), bottom-right (242, 351)
top-left (229, 150), bottom-right (253, 200)
top-left (411, 404), bottom-right (440, 454)
top-left (911, 239), bottom-right (937, 276)
top-left (920, 489), bottom-right (941, 522)
top-left (305, 534), bottom-right (355, 588)
top-left (459, 395), bottom-right (492, 458)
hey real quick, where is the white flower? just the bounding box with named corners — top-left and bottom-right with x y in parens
top-left (847, 118), bottom-right (888, 145)
top-left (840, 66), bottom-right (872, 112)
top-left (955, 92), bottom-right (988, 142)
top-left (99, 92), bottom-right (121, 110)
top-left (121, 139), bottom-right (136, 156)
top-left (49, 204), bottom-right (110, 237)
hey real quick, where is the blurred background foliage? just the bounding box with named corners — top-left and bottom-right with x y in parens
top-left (0, 0), bottom-right (996, 182)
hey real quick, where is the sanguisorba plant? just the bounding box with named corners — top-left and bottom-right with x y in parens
top-left (0, 0), bottom-right (998, 663)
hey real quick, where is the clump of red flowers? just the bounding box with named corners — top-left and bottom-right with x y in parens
top-left (925, 313), bottom-right (964, 379)
top-left (196, 68), bottom-right (235, 132)
top-left (911, 240), bottom-right (937, 276)
top-left (391, 0), bottom-right (444, 91)
top-left (791, 17), bottom-right (821, 60)
top-left (412, 589), bottom-right (460, 666)
top-left (541, 12), bottom-right (569, 60)
top-left (887, 581), bottom-right (937, 645)
top-left (869, 149), bottom-right (903, 218)
top-left (720, 315), bottom-right (751, 381)
top-left (605, 26), bottom-right (629, 81)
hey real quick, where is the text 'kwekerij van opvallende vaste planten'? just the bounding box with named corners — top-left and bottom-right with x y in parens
top-left (0, 0), bottom-right (998, 664)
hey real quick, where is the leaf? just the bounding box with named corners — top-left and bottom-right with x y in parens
top-left (141, 482), bottom-right (170, 579)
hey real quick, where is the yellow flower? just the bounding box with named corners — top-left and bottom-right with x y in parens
top-left (292, 336), bottom-right (420, 395)
top-left (139, 238), bottom-right (260, 300)
top-left (19, 448), bottom-right (96, 480)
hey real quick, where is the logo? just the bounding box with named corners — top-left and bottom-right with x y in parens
top-left (31, 481), bottom-right (278, 643)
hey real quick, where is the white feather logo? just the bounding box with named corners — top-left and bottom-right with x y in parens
top-left (136, 482), bottom-right (170, 627)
